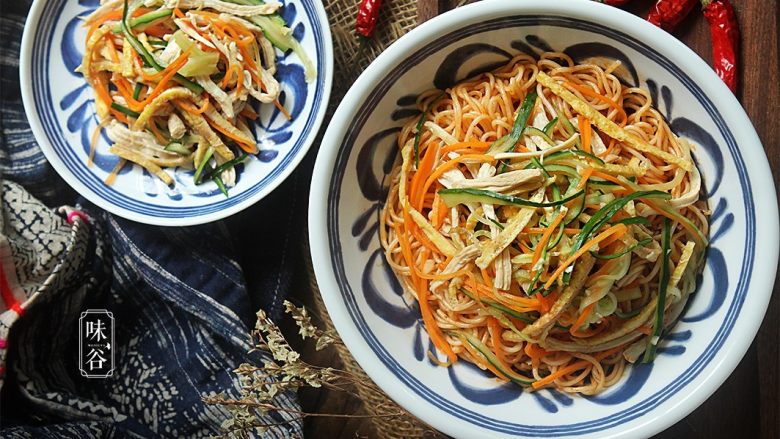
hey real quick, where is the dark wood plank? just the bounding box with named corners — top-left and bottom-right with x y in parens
top-left (294, 1), bottom-right (780, 437)
top-left (416, 0), bottom-right (440, 24)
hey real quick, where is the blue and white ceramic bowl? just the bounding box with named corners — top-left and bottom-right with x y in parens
top-left (20, 0), bottom-right (332, 226)
top-left (309, 1), bottom-right (779, 437)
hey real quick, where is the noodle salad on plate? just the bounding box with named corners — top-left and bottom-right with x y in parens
top-left (79, 0), bottom-right (315, 196)
top-left (380, 52), bottom-right (708, 395)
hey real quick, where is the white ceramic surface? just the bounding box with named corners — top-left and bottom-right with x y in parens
top-left (309, 1), bottom-right (779, 438)
top-left (20, 0), bottom-right (332, 226)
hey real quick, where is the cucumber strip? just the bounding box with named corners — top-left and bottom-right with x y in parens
top-left (543, 117), bottom-right (558, 136)
top-left (614, 307), bottom-right (642, 319)
top-left (524, 126), bottom-right (556, 147)
top-left (132, 83), bottom-right (143, 100)
top-left (164, 142), bottom-right (191, 155)
top-left (555, 108), bottom-right (577, 137)
top-left (489, 92), bottom-right (538, 154)
top-left (529, 158), bottom-right (551, 178)
top-left (614, 216), bottom-right (652, 227)
top-left (571, 149), bottom-right (605, 165)
top-left (643, 218), bottom-right (672, 363)
top-left (451, 330), bottom-right (535, 385)
top-left (249, 15), bottom-right (315, 81)
top-left (488, 217), bottom-right (505, 230)
top-left (494, 92), bottom-right (538, 173)
top-left (561, 179), bottom-right (587, 225)
top-left (591, 238), bottom-right (652, 260)
top-left (120, 0), bottom-right (202, 94)
top-left (110, 102), bottom-right (140, 117)
top-left (570, 191), bottom-right (669, 256)
top-left (562, 191), bottom-right (670, 284)
top-left (213, 175), bottom-right (229, 197)
top-left (438, 188), bottom-right (584, 209)
top-left (542, 164), bottom-right (579, 179)
top-left (194, 147), bottom-right (214, 184)
top-left (112, 9), bottom-right (172, 33)
top-left (460, 288), bottom-right (533, 323)
top-left (198, 153), bottom-right (249, 184)
top-left (547, 222), bottom-right (566, 251)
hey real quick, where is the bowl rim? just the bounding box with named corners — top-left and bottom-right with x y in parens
top-left (309, 0), bottom-right (779, 438)
top-left (19, 0), bottom-right (333, 226)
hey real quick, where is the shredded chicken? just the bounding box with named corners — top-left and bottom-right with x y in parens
top-left (430, 245), bottom-right (481, 291)
top-left (168, 113), bottom-right (186, 139)
top-left (162, 0), bottom-right (281, 16)
top-left (441, 169), bottom-right (544, 193)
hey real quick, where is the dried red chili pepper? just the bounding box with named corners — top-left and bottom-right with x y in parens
top-left (356, 0), bottom-right (382, 38)
top-left (701, 0), bottom-right (739, 92)
top-left (646, 0), bottom-right (698, 30)
top-left (595, 0), bottom-right (633, 6)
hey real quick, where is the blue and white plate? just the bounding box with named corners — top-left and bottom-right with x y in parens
top-left (20, 0), bottom-right (332, 226)
top-left (309, 1), bottom-right (779, 438)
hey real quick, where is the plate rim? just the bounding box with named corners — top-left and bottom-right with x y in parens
top-left (20, 0), bottom-right (334, 226)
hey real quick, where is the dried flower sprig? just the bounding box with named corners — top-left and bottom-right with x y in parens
top-left (203, 301), bottom-right (406, 438)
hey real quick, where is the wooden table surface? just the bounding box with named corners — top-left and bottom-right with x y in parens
top-left (293, 1), bottom-right (780, 437)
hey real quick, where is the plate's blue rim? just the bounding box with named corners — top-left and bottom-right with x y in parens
top-left (327, 16), bottom-right (754, 436)
top-left (32, 0), bottom-right (326, 218)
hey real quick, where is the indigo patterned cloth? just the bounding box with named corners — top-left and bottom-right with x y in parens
top-left (0, 1), bottom-right (305, 437)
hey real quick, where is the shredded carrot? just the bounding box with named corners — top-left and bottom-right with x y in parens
top-left (140, 47), bottom-right (191, 84)
top-left (544, 223), bottom-right (628, 290)
top-left (533, 360), bottom-right (590, 389)
top-left (576, 167), bottom-right (595, 190)
top-left (142, 23), bottom-right (171, 38)
top-left (524, 342), bottom-right (546, 369)
top-left (88, 119), bottom-right (110, 167)
top-left (394, 222), bottom-right (457, 363)
top-left (203, 115), bottom-right (257, 154)
top-left (532, 344), bottom-right (625, 389)
top-left (590, 170), bottom-right (633, 190)
top-left (104, 159), bottom-right (127, 186)
top-left (239, 106), bottom-right (258, 121)
top-left (147, 118), bottom-right (168, 144)
top-left (637, 325), bottom-right (653, 335)
top-left (570, 303), bottom-right (595, 337)
top-left (537, 292), bottom-right (552, 313)
top-left (597, 230), bottom-right (625, 249)
top-left (439, 140), bottom-right (492, 155)
top-left (578, 115), bottom-right (592, 153)
top-left (481, 268), bottom-right (494, 290)
top-left (420, 154), bottom-right (496, 203)
top-left (434, 195), bottom-right (449, 229)
top-left (524, 227), bottom-right (582, 235)
top-left (221, 64), bottom-right (240, 88)
top-left (602, 138), bottom-right (618, 158)
top-left (464, 278), bottom-right (542, 310)
top-left (176, 97), bottom-right (210, 115)
top-left (529, 211), bottom-right (566, 281)
top-left (410, 142), bottom-right (439, 210)
top-left (274, 99), bottom-right (292, 121)
top-left (104, 35), bottom-right (121, 63)
top-left (488, 317), bottom-right (509, 366)
top-left (461, 339), bottom-right (508, 381)
top-left (92, 73), bottom-right (114, 112)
